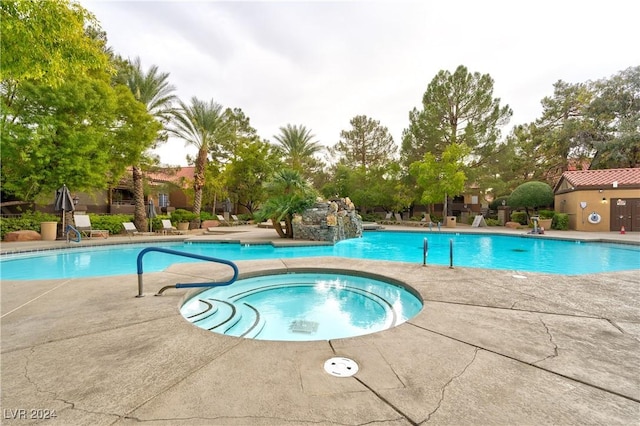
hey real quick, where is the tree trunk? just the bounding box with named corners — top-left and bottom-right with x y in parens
top-left (192, 146), bottom-right (208, 222)
top-left (132, 165), bottom-right (147, 232)
top-left (283, 216), bottom-right (293, 238)
top-left (442, 192), bottom-right (448, 218)
top-left (271, 216), bottom-right (287, 238)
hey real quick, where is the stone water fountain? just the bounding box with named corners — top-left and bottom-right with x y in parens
top-left (292, 197), bottom-right (363, 243)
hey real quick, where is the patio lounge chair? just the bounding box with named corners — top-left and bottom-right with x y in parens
top-left (122, 222), bottom-right (140, 237)
top-left (217, 215), bottom-right (234, 226)
top-left (161, 219), bottom-right (187, 235)
top-left (258, 219), bottom-right (275, 228)
top-left (122, 222), bottom-right (155, 237)
top-left (231, 214), bottom-right (248, 225)
top-left (73, 214), bottom-right (108, 239)
top-left (419, 214), bottom-right (434, 227)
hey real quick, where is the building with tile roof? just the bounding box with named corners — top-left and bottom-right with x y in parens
top-left (554, 168), bottom-right (640, 231)
top-left (41, 167), bottom-right (196, 216)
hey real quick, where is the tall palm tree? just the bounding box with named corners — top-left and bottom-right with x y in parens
top-left (273, 124), bottom-right (322, 172)
top-left (125, 57), bottom-right (176, 232)
top-left (170, 97), bottom-right (228, 219)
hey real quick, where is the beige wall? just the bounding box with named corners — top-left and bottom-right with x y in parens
top-left (555, 188), bottom-right (638, 231)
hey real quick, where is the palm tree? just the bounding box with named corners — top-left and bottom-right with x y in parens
top-left (124, 57), bottom-right (176, 232)
top-left (170, 97), bottom-right (228, 219)
top-left (256, 169), bottom-right (317, 238)
top-left (273, 124), bottom-right (322, 172)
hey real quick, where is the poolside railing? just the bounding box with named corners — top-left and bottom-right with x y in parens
top-left (422, 237), bottom-right (454, 268)
top-left (65, 224), bottom-right (81, 243)
top-left (423, 238), bottom-right (428, 266)
top-left (135, 247), bottom-right (239, 297)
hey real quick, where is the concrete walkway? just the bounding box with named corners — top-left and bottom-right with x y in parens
top-left (1, 225), bottom-right (639, 425)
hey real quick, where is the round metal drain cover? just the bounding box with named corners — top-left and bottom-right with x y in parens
top-left (324, 357), bottom-right (359, 377)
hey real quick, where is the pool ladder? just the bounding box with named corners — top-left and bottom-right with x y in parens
top-left (422, 237), bottom-right (455, 268)
top-left (135, 247), bottom-right (239, 297)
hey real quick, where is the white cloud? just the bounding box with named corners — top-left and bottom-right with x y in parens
top-left (81, 0), bottom-right (640, 166)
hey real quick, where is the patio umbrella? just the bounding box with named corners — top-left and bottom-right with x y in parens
top-left (54, 184), bottom-right (75, 235)
top-left (147, 199), bottom-right (157, 232)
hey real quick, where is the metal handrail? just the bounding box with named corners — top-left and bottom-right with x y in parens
top-left (135, 247), bottom-right (239, 297)
top-left (423, 238), bottom-right (428, 266)
top-left (65, 225), bottom-right (81, 243)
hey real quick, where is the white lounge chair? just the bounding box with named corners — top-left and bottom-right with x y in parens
top-left (217, 215), bottom-right (234, 226)
top-left (231, 214), bottom-right (248, 225)
top-left (122, 222), bottom-right (156, 237)
top-left (419, 214), bottom-right (434, 227)
top-left (122, 222), bottom-right (140, 237)
top-left (161, 219), bottom-right (187, 235)
top-left (73, 214), bottom-right (108, 239)
top-left (258, 219), bottom-right (275, 228)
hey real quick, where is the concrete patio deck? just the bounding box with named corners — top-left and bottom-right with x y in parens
top-left (1, 225), bottom-right (639, 425)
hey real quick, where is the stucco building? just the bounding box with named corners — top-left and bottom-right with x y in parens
top-left (554, 168), bottom-right (640, 232)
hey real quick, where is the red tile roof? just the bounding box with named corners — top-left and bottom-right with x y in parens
top-left (147, 167), bottom-right (195, 184)
top-left (559, 168), bottom-right (640, 189)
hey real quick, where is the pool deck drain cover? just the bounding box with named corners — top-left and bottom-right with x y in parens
top-left (324, 357), bottom-right (359, 377)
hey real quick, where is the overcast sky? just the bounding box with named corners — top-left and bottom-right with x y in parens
top-left (80, 0), bottom-right (639, 166)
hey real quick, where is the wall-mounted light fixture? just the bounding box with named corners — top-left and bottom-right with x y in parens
top-left (73, 195), bottom-right (79, 205)
top-left (601, 197), bottom-right (608, 204)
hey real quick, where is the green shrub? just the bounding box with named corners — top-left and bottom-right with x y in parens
top-left (538, 209), bottom-right (555, 219)
top-left (508, 181), bottom-right (554, 211)
top-left (171, 208), bottom-right (197, 224)
top-left (199, 211), bottom-right (214, 221)
top-left (485, 218), bottom-right (500, 226)
top-left (0, 211), bottom-right (59, 240)
top-left (237, 213), bottom-right (253, 222)
top-left (489, 196), bottom-right (509, 210)
top-left (89, 214), bottom-right (134, 235)
top-left (360, 213), bottom-right (380, 222)
top-left (552, 213), bottom-right (569, 230)
top-left (510, 211), bottom-right (528, 225)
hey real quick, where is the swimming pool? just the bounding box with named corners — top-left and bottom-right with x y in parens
top-left (181, 272), bottom-right (423, 341)
top-left (1, 232), bottom-right (639, 279)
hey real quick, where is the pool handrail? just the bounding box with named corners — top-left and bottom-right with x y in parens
top-left (65, 224), bottom-right (81, 243)
top-left (135, 247), bottom-right (239, 297)
top-left (423, 237), bottom-right (428, 266)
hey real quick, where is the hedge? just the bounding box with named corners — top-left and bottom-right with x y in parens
top-left (552, 213), bottom-right (569, 230)
top-left (0, 211), bottom-right (60, 240)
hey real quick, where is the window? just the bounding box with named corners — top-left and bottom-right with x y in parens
top-left (158, 193), bottom-right (169, 208)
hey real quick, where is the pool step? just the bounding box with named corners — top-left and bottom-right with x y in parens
top-left (182, 298), bottom-right (219, 323)
top-left (183, 298), bottom-right (235, 331)
top-left (184, 298), bottom-right (265, 339)
top-left (225, 302), bottom-right (266, 338)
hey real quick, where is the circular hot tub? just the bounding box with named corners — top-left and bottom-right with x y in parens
top-left (180, 272), bottom-right (423, 341)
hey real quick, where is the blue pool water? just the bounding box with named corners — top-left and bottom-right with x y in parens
top-left (181, 272), bottom-right (423, 341)
top-left (1, 232), bottom-right (639, 279)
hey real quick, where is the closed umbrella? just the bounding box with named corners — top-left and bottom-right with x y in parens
top-left (54, 184), bottom-right (75, 235)
top-left (147, 200), bottom-right (157, 232)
